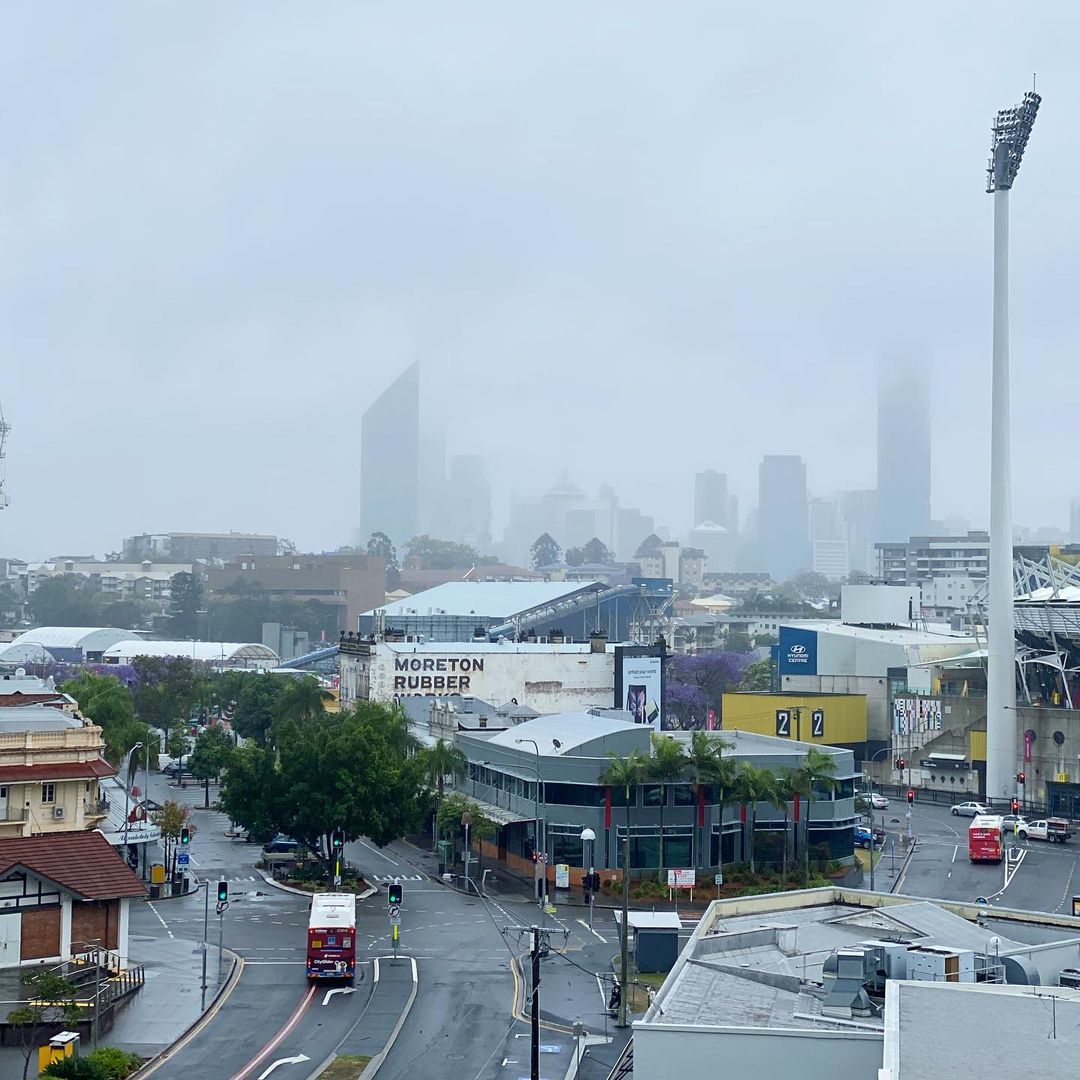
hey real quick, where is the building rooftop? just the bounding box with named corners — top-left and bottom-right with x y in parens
top-left (643, 887), bottom-right (1080, 1037)
top-left (378, 639), bottom-right (609, 655)
top-left (102, 640), bottom-right (279, 664)
top-left (484, 711), bottom-right (638, 756)
top-left (781, 619), bottom-right (975, 647)
top-left (0, 704), bottom-right (84, 730)
top-left (365, 581), bottom-right (597, 620)
top-left (0, 830), bottom-right (145, 899)
top-left (0, 627), bottom-right (137, 659)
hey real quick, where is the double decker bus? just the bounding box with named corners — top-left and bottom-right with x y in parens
top-left (968, 814), bottom-right (1004, 863)
top-left (307, 893), bottom-right (356, 982)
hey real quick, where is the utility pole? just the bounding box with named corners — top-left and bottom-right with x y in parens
top-left (531, 927), bottom-right (541, 1080)
top-left (618, 833), bottom-right (630, 1028)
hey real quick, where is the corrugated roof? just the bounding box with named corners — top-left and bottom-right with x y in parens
top-left (485, 711), bottom-right (638, 755)
top-left (103, 640), bottom-right (279, 663)
top-left (0, 627), bottom-right (136, 658)
top-left (0, 759), bottom-right (115, 781)
top-left (365, 581), bottom-right (595, 619)
top-left (0, 830), bottom-right (145, 899)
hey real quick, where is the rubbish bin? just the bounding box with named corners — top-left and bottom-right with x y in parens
top-left (149, 883), bottom-right (161, 900)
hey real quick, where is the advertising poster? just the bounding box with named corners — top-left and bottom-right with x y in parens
top-left (614, 645), bottom-right (666, 730)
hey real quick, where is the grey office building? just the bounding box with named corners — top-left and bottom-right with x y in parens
top-left (758, 455), bottom-right (809, 581)
top-left (359, 363), bottom-right (419, 546)
top-left (877, 364), bottom-right (931, 542)
top-left (694, 470), bottom-right (728, 528)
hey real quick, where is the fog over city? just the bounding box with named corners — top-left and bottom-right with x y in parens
top-left (2, 3), bottom-right (1078, 560)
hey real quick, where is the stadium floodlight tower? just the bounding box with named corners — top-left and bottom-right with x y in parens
top-left (985, 89), bottom-right (1041, 803)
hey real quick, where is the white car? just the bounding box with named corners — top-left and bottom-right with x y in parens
top-left (951, 801), bottom-right (989, 817)
top-left (869, 793), bottom-right (890, 809)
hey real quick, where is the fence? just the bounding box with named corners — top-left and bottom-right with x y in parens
top-left (870, 782), bottom-right (1052, 818)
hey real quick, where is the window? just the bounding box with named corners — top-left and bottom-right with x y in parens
top-left (41, 784), bottom-right (55, 804)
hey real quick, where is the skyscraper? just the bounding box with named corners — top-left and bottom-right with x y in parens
top-left (877, 362), bottom-right (931, 542)
top-left (359, 363), bottom-right (419, 546)
top-left (444, 455), bottom-right (492, 549)
top-left (694, 470), bottom-right (728, 527)
top-left (758, 455), bottom-right (809, 581)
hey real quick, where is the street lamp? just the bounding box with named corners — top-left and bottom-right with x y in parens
top-left (515, 738), bottom-right (548, 907)
top-left (863, 746), bottom-right (892, 893)
top-left (580, 827), bottom-right (596, 928)
top-left (985, 88), bottom-right (1041, 805)
top-left (122, 742), bottom-right (142, 849)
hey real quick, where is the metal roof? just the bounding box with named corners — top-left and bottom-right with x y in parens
top-left (365, 581), bottom-right (596, 619)
top-left (0, 627), bottom-right (137, 659)
top-left (485, 711), bottom-right (638, 755)
top-left (102, 640), bottom-right (279, 664)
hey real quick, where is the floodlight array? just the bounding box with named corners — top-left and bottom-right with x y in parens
top-left (986, 90), bottom-right (1041, 192)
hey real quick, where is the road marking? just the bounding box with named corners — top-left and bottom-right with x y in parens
top-left (952, 845), bottom-right (958, 863)
top-left (322, 987), bottom-right (357, 1005)
top-left (229, 984), bottom-right (315, 1080)
top-left (146, 903), bottom-right (175, 940)
top-left (256, 1055), bottom-right (310, 1080)
top-left (576, 919), bottom-right (606, 942)
top-left (356, 840), bottom-right (399, 866)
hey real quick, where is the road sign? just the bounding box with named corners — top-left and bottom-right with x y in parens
top-left (390, 915), bottom-right (400, 927)
top-left (387, 903), bottom-right (400, 918)
top-left (177, 852), bottom-right (190, 867)
top-left (667, 868), bottom-right (696, 889)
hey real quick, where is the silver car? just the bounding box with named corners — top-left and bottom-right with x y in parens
top-left (951, 801), bottom-right (989, 817)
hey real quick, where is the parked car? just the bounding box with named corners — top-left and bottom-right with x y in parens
top-left (854, 825), bottom-right (886, 849)
top-left (162, 761), bottom-right (193, 780)
top-left (951, 801), bottom-right (989, 817)
top-left (869, 793), bottom-right (890, 809)
top-left (262, 834), bottom-right (300, 854)
top-left (1017, 818), bottom-right (1073, 843)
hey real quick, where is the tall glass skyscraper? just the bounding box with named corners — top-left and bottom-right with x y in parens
top-left (877, 363), bottom-right (931, 543)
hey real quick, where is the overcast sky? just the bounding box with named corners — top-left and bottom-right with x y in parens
top-left (1, 3), bottom-right (1076, 559)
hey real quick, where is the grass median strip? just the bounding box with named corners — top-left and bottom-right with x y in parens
top-left (318, 1053), bottom-right (372, 1078)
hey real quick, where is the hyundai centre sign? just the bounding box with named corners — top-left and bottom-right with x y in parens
top-left (779, 628), bottom-right (818, 675)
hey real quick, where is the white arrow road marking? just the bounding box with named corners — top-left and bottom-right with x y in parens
top-left (576, 918), bottom-right (606, 942)
top-left (322, 987), bottom-right (357, 1006)
top-left (257, 1055), bottom-right (310, 1080)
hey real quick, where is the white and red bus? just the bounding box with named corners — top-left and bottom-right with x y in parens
top-left (306, 892), bottom-right (356, 982)
top-left (968, 814), bottom-right (1004, 863)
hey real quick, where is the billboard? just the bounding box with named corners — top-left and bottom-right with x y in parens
top-left (778, 627), bottom-right (818, 676)
top-left (614, 645), bottom-right (665, 730)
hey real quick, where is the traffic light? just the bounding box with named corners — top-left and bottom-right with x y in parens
top-left (180, 826), bottom-right (190, 846)
top-left (387, 882), bottom-right (403, 905)
top-left (332, 829), bottom-right (344, 850)
top-left (1011, 798), bottom-right (1020, 814)
top-left (906, 789), bottom-right (915, 805)
top-left (217, 880), bottom-right (229, 903)
top-left (896, 757), bottom-right (906, 771)
top-left (1017, 771), bottom-right (1026, 785)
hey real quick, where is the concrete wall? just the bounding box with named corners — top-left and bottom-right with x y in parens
top-left (632, 1024), bottom-right (882, 1080)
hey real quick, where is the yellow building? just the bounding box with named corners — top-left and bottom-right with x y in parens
top-left (721, 692), bottom-right (868, 753)
top-left (0, 705), bottom-right (114, 838)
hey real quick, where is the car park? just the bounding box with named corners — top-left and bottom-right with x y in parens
top-left (951, 801), bottom-right (989, 817)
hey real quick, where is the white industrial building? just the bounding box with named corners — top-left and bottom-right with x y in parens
top-left (0, 627), bottom-right (138, 665)
top-left (339, 637), bottom-right (616, 713)
top-left (102, 639), bottom-right (279, 668)
top-left (632, 887), bottom-right (1080, 1080)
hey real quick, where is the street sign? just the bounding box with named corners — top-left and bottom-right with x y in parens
top-left (177, 852), bottom-right (190, 867)
top-left (390, 915), bottom-right (400, 927)
top-left (667, 868), bottom-right (696, 889)
top-left (387, 903), bottom-right (400, 918)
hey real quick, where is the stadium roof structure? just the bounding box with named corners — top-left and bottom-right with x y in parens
top-left (0, 627), bottom-right (137, 663)
top-left (364, 581), bottom-right (595, 620)
top-left (102, 640), bottom-right (279, 666)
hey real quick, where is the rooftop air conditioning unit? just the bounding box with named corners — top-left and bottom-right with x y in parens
top-left (1059, 968), bottom-right (1080, 989)
top-left (53, 806), bottom-right (65, 820)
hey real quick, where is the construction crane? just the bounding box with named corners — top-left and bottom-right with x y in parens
top-left (0, 400), bottom-right (9, 509)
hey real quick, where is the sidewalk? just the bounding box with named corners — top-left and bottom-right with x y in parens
top-left (0, 935), bottom-right (233, 1074)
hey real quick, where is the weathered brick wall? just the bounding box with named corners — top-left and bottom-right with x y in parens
top-left (72, 900), bottom-right (117, 951)
top-left (20, 906), bottom-right (60, 960)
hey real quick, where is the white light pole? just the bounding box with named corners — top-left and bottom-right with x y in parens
top-left (122, 742), bottom-right (142, 847)
top-left (985, 89), bottom-right (1041, 805)
top-left (516, 738), bottom-right (546, 907)
top-left (580, 827), bottom-right (596, 928)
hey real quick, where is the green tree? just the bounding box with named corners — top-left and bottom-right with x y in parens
top-left (188, 725), bottom-right (236, 808)
top-left (436, 792), bottom-right (496, 878)
top-left (151, 800), bottom-right (196, 878)
top-left (220, 702), bottom-right (428, 880)
top-left (274, 676), bottom-right (331, 726)
top-left (600, 750), bottom-right (646, 874)
top-left (684, 731), bottom-right (732, 869)
top-left (167, 571), bottom-right (203, 639)
top-left (62, 671), bottom-right (134, 734)
top-left (740, 657), bottom-right (773, 691)
top-left (790, 747), bottom-right (838, 878)
top-left (582, 537), bottom-right (615, 565)
top-left (725, 630), bottom-right (753, 653)
top-left (404, 535), bottom-right (481, 570)
top-left (647, 734), bottom-right (687, 875)
top-left (564, 545), bottom-right (586, 567)
top-left (29, 574), bottom-right (102, 626)
top-left (231, 673), bottom-right (288, 745)
top-left (8, 967), bottom-right (83, 1080)
top-left (730, 762), bottom-right (777, 875)
top-left (367, 531), bottom-right (401, 590)
top-left (634, 534), bottom-right (663, 559)
top-left (419, 738), bottom-right (468, 845)
top-left (529, 533), bottom-right (561, 569)
top-left (772, 773), bottom-right (794, 888)
top-left (131, 656), bottom-right (199, 751)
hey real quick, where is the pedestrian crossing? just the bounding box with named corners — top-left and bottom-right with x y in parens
top-left (369, 874), bottom-right (425, 882)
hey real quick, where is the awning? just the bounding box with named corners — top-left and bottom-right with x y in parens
top-left (465, 797), bottom-right (531, 827)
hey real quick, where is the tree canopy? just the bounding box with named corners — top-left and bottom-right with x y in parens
top-left (530, 533), bottom-right (561, 569)
top-left (166, 571), bottom-right (203, 639)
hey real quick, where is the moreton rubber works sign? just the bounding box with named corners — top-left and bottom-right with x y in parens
top-left (392, 656), bottom-right (485, 694)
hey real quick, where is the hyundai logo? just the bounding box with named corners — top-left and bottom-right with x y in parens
top-left (789, 644), bottom-right (806, 655)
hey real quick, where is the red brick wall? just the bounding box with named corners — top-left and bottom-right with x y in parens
top-left (72, 901), bottom-right (118, 951)
top-left (20, 907), bottom-right (60, 960)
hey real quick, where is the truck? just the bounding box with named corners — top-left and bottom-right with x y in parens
top-left (1016, 818), bottom-right (1073, 843)
top-left (306, 892), bottom-right (356, 982)
top-left (968, 814), bottom-right (1004, 863)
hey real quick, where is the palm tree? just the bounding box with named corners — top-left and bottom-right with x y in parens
top-left (784, 766), bottom-right (812, 882)
top-left (421, 738), bottom-right (468, 845)
top-left (730, 762), bottom-right (777, 876)
top-left (275, 676), bottom-right (331, 724)
top-left (685, 731), bottom-right (732, 869)
top-left (799, 747), bottom-right (839, 877)
top-left (600, 751), bottom-right (646, 876)
top-left (773, 773), bottom-right (795, 889)
top-left (648, 734), bottom-right (687, 877)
